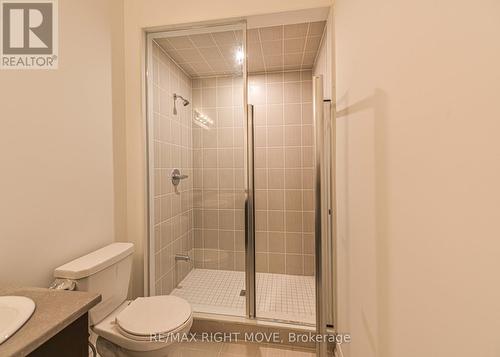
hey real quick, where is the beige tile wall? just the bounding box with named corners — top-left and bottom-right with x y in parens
top-left (151, 48), bottom-right (314, 282)
top-left (249, 70), bottom-right (315, 276)
top-left (191, 76), bottom-right (246, 271)
top-left (151, 43), bottom-right (194, 294)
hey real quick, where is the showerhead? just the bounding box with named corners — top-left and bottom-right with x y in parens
top-left (173, 93), bottom-right (190, 115)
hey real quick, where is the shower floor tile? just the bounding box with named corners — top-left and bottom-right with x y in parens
top-left (171, 269), bottom-right (315, 324)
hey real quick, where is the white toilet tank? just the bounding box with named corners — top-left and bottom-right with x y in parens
top-left (54, 242), bottom-right (134, 326)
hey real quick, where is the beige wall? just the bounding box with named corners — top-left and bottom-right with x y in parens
top-left (111, 0), bottom-right (127, 246)
top-left (0, 0), bottom-right (123, 287)
top-left (335, 0), bottom-right (500, 356)
top-left (123, 0), bottom-right (331, 297)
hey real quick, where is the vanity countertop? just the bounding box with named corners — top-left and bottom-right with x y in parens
top-left (0, 286), bottom-right (101, 357)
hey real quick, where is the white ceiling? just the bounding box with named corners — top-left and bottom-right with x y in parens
top-left (247, 21), bottom-right (326, 73)
top-left (154, 21), bottom-right (326, 78)
top-left (155, 30), bottom-right (243, 78)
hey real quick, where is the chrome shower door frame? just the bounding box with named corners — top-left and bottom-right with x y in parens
top-left (144, 20), bottom-right (250, 301)
top-left (313, 75), bottom-right (336, 356)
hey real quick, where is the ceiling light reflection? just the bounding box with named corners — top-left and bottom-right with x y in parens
top-left (235, 48), bottom-right (244, 65)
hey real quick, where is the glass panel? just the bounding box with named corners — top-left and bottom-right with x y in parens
top-left (147, 23), bottom-right (247, 318)
top-left (249, 70), bottom-right (316, 324)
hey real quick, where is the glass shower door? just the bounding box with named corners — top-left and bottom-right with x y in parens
top-left (146, 22), bottom-right (250, 318)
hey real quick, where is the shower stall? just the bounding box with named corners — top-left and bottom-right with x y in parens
top-left (145, 9), bottom-right (334, 342)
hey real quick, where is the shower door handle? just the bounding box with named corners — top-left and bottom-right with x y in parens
top-left (245, 103), bottom-right (256, 319)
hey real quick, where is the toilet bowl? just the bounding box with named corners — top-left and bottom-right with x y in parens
top-left (53, 243), bottom-right (193, 357)
top-left (93, 296), bottom-right (193, 357)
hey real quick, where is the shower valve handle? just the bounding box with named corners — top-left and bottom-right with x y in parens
top-left (170, 168), bottom-right (188, 186)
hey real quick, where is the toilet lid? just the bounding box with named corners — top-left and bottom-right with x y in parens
top-left (115, 296), bottom-right (192, 337)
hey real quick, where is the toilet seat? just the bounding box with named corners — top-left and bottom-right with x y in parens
top-left (116, 317), bottom-right (192, 342)
top-left (115, 296), bottom-right (192, 339)
top-left (92, 297), bottom-right (193, 353)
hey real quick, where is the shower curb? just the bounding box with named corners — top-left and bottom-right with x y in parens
top-left (190, 314), bottom-right (335, 352)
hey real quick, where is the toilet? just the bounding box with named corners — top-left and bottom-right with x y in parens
top-left (53, 243), bottom-right (192, 357)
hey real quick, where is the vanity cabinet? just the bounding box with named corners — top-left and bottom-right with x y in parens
top-left (29, 313), bottom-right (89, 357)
